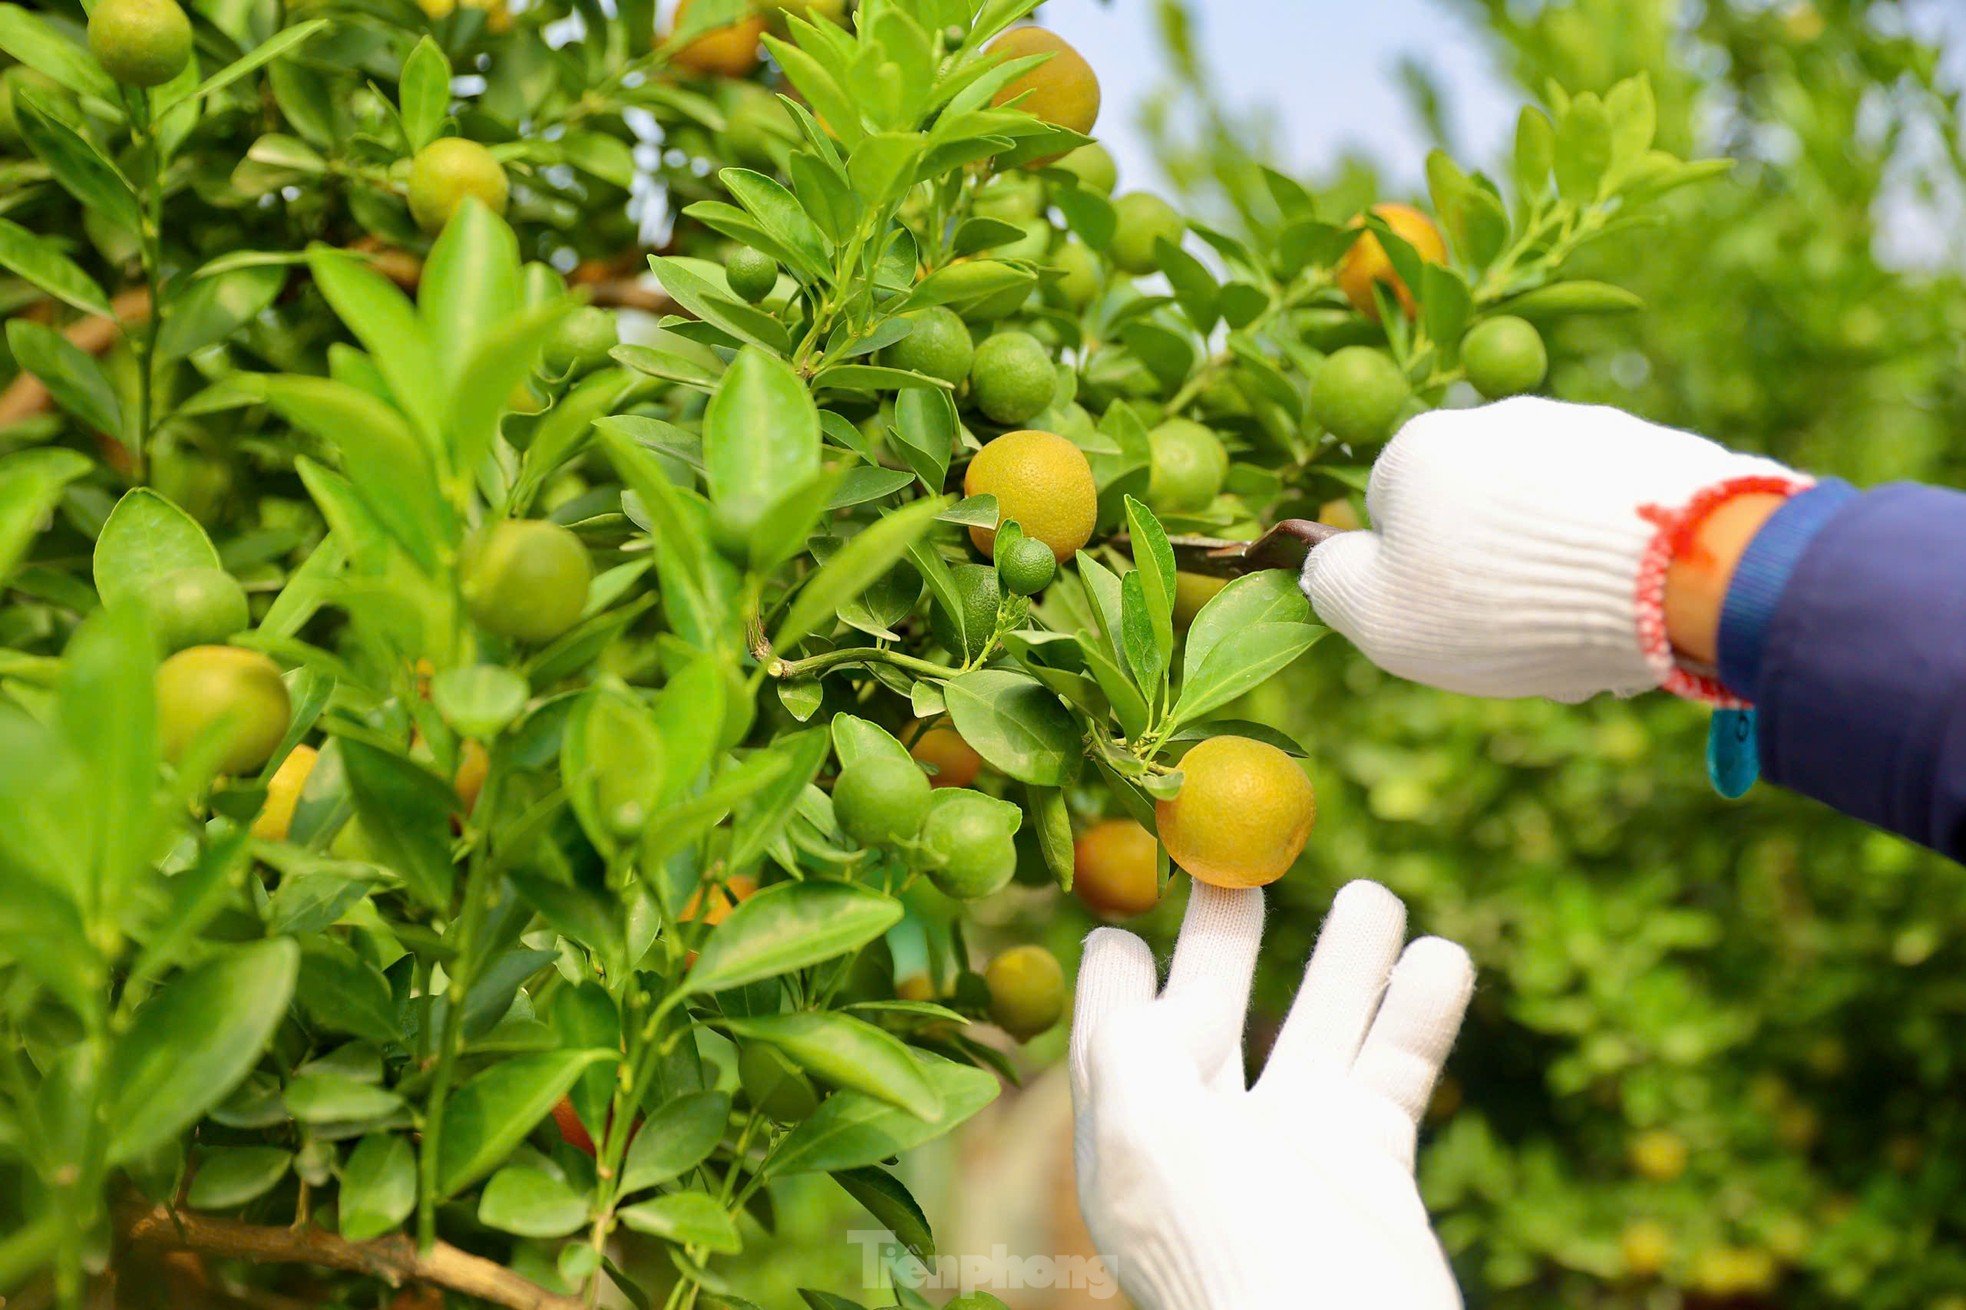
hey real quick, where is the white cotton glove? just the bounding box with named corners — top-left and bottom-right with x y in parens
top-left (1070, 881), bottom-right (1475, 1310)
top-left (1301, 397), bottom-right (1806, 703)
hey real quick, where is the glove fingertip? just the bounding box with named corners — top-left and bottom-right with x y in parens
top-left (1400, 935), bottom-right (1477, 1011)
top-left (1299, 530), bottom-right (1382, 628)
top-left (1070, 928), bottom-right (1158, 1094)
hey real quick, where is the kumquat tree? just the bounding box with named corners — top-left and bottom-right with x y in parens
top-left (0, 0), bottom-right (1768, 1304)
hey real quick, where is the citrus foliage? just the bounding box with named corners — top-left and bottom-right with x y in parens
top-left (0, 0), bottom-right (1705, 1304)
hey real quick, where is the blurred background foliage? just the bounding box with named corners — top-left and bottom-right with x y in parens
top-left (1139, 0), bottom-right (1966, 1305)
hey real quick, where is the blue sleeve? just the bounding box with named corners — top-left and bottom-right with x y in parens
top-left (1716, 480), bottom-right (1966, 860)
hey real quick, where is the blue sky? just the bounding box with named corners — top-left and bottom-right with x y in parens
top-left (1044, 0), bottom-right (1519, 195)
top-left (1042, 0), bottom-right (1966, 219)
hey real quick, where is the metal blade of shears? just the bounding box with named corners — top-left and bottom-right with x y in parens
top-left (1145, 519), bottom-right (1348, 579)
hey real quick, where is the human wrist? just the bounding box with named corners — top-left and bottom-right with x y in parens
top-left (1713, 479), bottom-right (1860, 701)
top-left (1663, 493), bottom-right (1787, 665)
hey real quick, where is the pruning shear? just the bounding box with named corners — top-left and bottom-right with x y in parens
top-left (1156, 518), bottom-right (1348, 579)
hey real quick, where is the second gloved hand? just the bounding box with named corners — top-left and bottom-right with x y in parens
top-left (1300, 398), bottom-right (1805, 702)
top-left (1071, 881), bottom-right (1475, 1310)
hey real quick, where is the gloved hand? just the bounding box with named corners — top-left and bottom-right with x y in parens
top-left (1070, 881), bottom-right (1475, 1310)
top-left (1300, 397), bottom-right (1806, 703)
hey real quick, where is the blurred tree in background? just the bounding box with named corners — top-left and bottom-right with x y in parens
top-left (1142, 1), bottom-right (1966, 1305)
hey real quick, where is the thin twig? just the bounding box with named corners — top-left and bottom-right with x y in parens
top-left (117, 1204), bottom-right (582, 1310)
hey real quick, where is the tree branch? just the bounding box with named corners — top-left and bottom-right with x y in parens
top-left (117, 1204), bottom-right (583, 1310)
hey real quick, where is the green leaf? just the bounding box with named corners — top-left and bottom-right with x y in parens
top-left (515, 368), bottom-right (634, 505)
top-left (564, 686), bottom-right (664, 852)
top-left (0, 216), bottom-right (110, 316)
top-left (620, 1090), bottom-right (731, 1194)
top-left (1123, 495), bottom-right (1175, 656)
top-left (787, 152), bottom-right (857, 245)
top-left (720, 167), bottom-right (832, 283)
top-left (1171, 624), bottom-right (1325, 729)
top-left (421, 199), bottom-right (523, 393)
top-left (826, 467), bottom-right (915, 510)
top-left (295, 936), bottom-right (400, 1044)
top-left (905, 260), bottom-right (1034, 313)
top-left (157, 265), bottom-right (288, 363)
top-left (1026, 784), bottom-right (1073, 891)
top-left (6, 318), bottom-right (122, 440)
top-left (942, 670), bottom-right (1081, 787)
top-left (1156, 238), bottom-right (1220, 333)
top-left (431, 665), bottom-right (528, 740)
top-left (561, 131), bottom-right (638, 189)
top-left (0, 448), bottom-right (91, 591)
top-left (1622, 154), bottom-right (1734, 202)
top-left (760, 35), bottom-right (862, 149)
top-left (450, 300), bottom-right (575, 476)
top-left (437, 1049), bottom-right (615, 1196)
top-left (809, 363), bottom-right (951, 395)
top-left (724, 1012), bottom-right (941, 1120)
top-left (284, 1072), bottom-right (404, 1124)
top-left (618, 1192), bottom-right (743, 1254)
top-left (888, 386), bottom-right (957, 492)
top-left (745, 468), bottom-right (841, 573)
top-left (835, 1166), bottom-right (935, 1264)
top-left (16, 92), bottom-right (141, 235)
top-left (649, 654), bottom-right (731, 803)
top-left (339, 1134), bottom-right (416, 1241)
top-left (1421, 263), bottom-right (1474, 363)
top-left (685, 880), bottom-right (903, 995)
top-left (773, 495), bottom-right (949, 651)
top-left (1605, 75), bottom-right (1657, 171)
top-left (0, 4), bottom-right (115, 99)
top-left (764, 1055), bottom-right (997, 1176)
top-left (1052, 184), bottom-right (1115, 248)
top-left (704, 346), bottom-right (822, 548)
top-left (1514, 106), bottom-right (1556, 200)
top-left (547, 982), bottom-right (618, 1132)
top-left (340, 739), bottom-right (457, 910)
top-left (56, 606), bottom-right (158, 910)
top-left (1493, 280), bottom-right (1643, 320)
top-left (951, 216), bottom-right (1029, 257)
top-left (159, 18), bottom-right (329, 113)
top-left (647, 255), bottom-right (793, 353)
top-left (306, 247), bottom-right (443, 447)
top-left (846, 131), bottom-right (925, 209)
top-left (92, 489), bottom-right (221, 610)
top-left (1555, 92), bottom-right (1613, 204)
top-left (479, 1166), bottom-right (589, 1239)
top-left (1185, 571), bottom-right (1309, 675)
top-left (1119, 569), bottom-right (1162, 692)
top-left (638, 746), bottom-right (794, 866)
top-left (107, 940), bottom-right (299, 1164)
top-left (188, 1146), bottom-right (292, 1210)
top-left (508, 872), bottom-right (625, 982)
top-left (253, 375), bottom-right (447, 571)
top-left (727, 727), bottom-right (832, 870)
top-left (829, 714), bottom-right (914, 771)
top-left (602, 426), bottom-right (728, 646)
top-left (1425, 150), bottom-right (1509, 269)
top-left (398, 36), bottom-right (452, 152)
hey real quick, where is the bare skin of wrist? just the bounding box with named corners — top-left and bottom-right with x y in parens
top-left (1663, 493), bottom-right (1787, 665)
